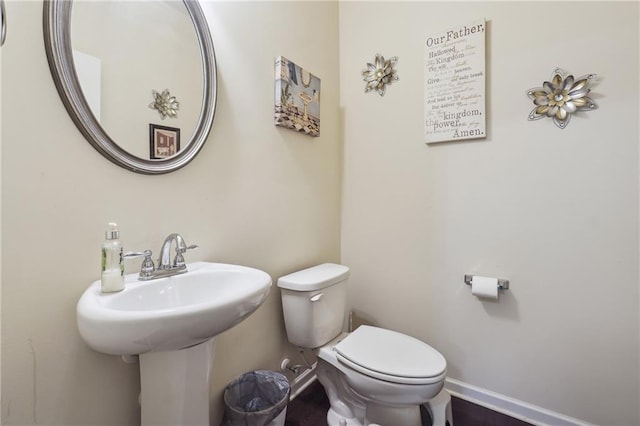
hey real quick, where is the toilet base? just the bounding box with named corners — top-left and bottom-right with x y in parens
top-left (326, 391), bottom-right (452, 426)
top-left (326, 405), bottom-right (422, 426)
top-left (366, 403), bottom-right (422, 425)
top-left (327, 407), bottom-right (360, 426)
top-left (424, 388), bottom-right (453, 426)
top-left (321, 378), bottom-right (452, 426)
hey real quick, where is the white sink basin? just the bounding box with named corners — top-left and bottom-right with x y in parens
top-left (77, 262), bottom-right (272, 355)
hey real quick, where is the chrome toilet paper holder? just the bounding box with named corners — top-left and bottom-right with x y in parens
top-left (464, 274), bottom-right (510, 290)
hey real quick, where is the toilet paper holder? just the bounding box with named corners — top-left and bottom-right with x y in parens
top-left (464, 274), bottom-right (510, 290)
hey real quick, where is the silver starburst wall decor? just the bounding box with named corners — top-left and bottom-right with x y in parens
top-left (362, 54), bottom-right (398, 97)
top-left (149, 89), bottom-right (180, 119)
top-left (527, 68), bottom-right (597, 129)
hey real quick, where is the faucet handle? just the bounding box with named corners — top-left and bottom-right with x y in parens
top-left (124, 249), bottom-right (152, 258)
top-left (124, 250), bottom-right (155, 279)
top-left (174, 244), bottom-right (198, 268)
top-left (178, 244), bottom-right (198, 253)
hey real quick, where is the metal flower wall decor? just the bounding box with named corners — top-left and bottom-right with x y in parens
top-left (527, 68), bottom-right (597, 129)
top-left (362, 54), bottom-right (398, 96)
top-left (149, 89), bottom-right (180, 119)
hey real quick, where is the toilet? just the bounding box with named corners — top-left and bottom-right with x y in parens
top-left (278, 263), bottom-right (453, 426)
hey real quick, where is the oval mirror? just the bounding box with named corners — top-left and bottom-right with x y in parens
top-left (43, 0), bottom-right (217, 175)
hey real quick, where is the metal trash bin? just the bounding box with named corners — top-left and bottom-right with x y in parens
top-left (222, 370), bottom-right (290, 426)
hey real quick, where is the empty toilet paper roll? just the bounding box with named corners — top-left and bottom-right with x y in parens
top-left (471, 276), bottom-right (499, 299)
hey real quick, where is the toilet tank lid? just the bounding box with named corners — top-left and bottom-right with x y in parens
top-left (277, 263), bottom-right (350, 291)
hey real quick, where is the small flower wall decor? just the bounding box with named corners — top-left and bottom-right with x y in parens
top-left (362, 53), bottom-right (398, 97)
top-left (149, 89), bottom-right (180, 119)
top-left (527, 68), bottom-right (597, 129)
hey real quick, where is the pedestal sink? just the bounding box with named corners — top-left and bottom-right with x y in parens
top-left (77, 261), bottom-right (272, 426)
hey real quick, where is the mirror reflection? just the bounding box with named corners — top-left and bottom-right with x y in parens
top-left (43, 0), bottom-right (217, 174)
top-left (71, 0), bottom-right (203, 159)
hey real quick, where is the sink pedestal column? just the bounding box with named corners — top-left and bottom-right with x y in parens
top-left (139, 338), bottom-right (217, 426)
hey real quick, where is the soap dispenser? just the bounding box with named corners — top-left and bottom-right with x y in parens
top-left (101, 222), bottom-right (124, 293)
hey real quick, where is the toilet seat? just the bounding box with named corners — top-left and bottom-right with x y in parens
top-left (334, 326), bottom-right (447, 385)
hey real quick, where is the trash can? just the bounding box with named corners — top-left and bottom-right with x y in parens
top-left (222, 370), bottom-right (290, 426)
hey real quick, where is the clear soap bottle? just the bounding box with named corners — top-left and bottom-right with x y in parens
top-left (101, 222), bottom-right (124, 293)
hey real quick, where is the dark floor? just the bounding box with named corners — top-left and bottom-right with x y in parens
top-left (285, 381), bottom-right (532, 426)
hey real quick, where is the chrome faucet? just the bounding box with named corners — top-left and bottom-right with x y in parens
top-left (125, 233), bottom-right (198, 281)
top-left (158, 233), bottom-right (198, 270)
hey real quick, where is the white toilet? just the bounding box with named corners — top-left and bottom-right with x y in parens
top-left (278, 263), bottom-right (453, 426)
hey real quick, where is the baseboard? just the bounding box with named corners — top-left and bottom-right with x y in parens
top-left (289, 362), bottom-right (318, 400)
top-left (445, 377), bottom-right (594, 426)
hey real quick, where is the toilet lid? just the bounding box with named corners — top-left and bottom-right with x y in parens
top-left (334, 326), bottom-right (447, 385)
top-left (277, 263), bottom-right (349, 291)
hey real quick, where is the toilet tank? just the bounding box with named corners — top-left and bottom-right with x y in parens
top-left (277, 263), bottom-right (349, 348)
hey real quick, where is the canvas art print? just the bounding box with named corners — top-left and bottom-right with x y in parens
top-left (274, 56), bottom-right (320, 137)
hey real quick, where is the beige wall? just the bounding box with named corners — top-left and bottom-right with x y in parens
top-left (1, 1), bottom-right (340, 425)
top-left (340, 2), bottom-right (639, 425)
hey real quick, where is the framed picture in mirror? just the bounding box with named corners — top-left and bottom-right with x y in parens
top-left (150, 124), bottom-right (180, 159)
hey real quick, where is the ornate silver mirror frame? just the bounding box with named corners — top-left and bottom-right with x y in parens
top-left (43, 0), bottom-right (217, 175)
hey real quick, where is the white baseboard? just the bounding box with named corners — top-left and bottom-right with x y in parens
top-left (289, 362), bottom-right (318, 400)
top-left (445, 377), bottom-right (594, 426)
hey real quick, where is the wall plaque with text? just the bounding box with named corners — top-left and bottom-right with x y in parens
top-left (424, 19), bottom-right (486, 144)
